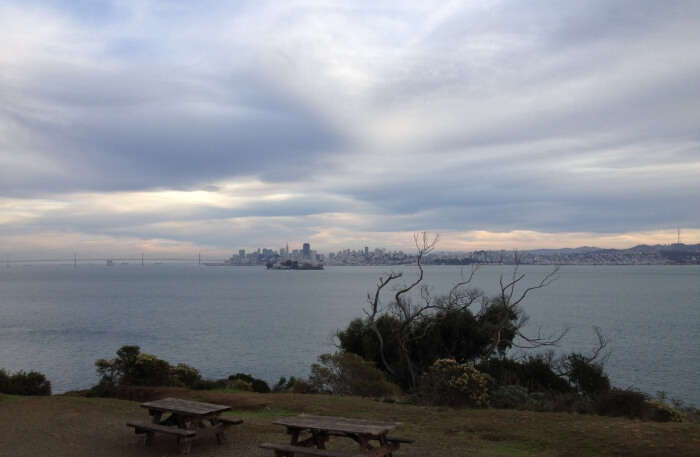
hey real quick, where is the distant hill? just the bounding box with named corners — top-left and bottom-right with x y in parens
top-left (429, 244), bottom-right (700, 265)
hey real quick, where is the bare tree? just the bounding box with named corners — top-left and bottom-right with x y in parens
top-left (480, 263), bottom-right (568, 359)
top-left (362, 232), bottom-right (445, 387)
top-left (360, 235), bottom-right (570, 390)
top-left (553, 326), bottom-right (610, 377)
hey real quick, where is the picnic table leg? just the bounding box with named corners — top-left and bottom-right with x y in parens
top-left (211, 417), bottom-right (226, 444)
top-left (285, 427), bottom-right (302, 457)
top-left (178, 436), bottom-right (193, 456)
top-left (312, 431), bottom-right (329, 449)
top-left (378, 435), bottom-right (396, 457)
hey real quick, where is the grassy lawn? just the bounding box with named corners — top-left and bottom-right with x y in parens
top-left (1, 391), bottom-right (698, 457)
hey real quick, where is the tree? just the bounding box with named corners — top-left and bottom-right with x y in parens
top-left (339, 232), bottom-right (567, 390)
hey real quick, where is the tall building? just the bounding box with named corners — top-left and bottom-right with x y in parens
top-left (302, 242), bottom-right (311, 259)
top-left (238, 249), bottom-right (245, 259)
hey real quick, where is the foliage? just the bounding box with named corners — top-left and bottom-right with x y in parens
top-left (489, 385), bottom-right (532, 409)
top-left (417, 359), bottom-right (492, 407)
top-left (340, 235), bottom-right (564, 391)
top-left (271, 376), bottom-right (317, 393)
top-left (94, 346), bottom-right (202, 393)
top-left (477, 356), bottom-right (572, 393)
top-left (273, 376), bottom-right (295, 392)
top-left (338, 301), bottom-right (523, 390)
top-left (229, 379), bottom-right (253, 391)
top-left (172, 363), bottom-right (201, 388)
top-left (595, 388), bottom-right (651, 419)
top-left (309, 352), bottom-right (399, 398)
top-left (228, 373), bottom-right (271, 393)
top-left (646, 399), bottom-right (685, 422)
top-left (0, 369), bottom-right (51, 396)
top-left (594, 388), bottom-right (686, 422)
top-left (561, 353), bottom-right (610, 396)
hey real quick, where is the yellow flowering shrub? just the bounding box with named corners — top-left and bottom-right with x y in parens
top-left (419, 358), bottom-right (492, 407)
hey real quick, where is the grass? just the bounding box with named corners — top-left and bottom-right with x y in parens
top-left (1, 391), bottom-right (699, 457)
top-left (0, 392), bottom-right (21, 404)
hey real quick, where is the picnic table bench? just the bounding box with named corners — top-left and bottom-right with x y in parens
top-left (261, 414), bottom-right (413, 457)
top-left (126, 397), bottom-right (242, 455)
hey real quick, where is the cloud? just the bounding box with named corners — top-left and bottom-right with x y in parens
top-left (1, 1), bottom-right (699, 253)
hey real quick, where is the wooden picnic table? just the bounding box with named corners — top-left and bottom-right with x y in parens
top-left (261, 414), bottom-right (411, 457)
top-left (127, 397), bottom-right (242, 455)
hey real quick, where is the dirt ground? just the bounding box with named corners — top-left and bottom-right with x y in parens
top-left (1, 392), bottom-right (699, 457)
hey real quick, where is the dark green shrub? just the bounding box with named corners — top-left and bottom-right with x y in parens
top-left (93, 346), bottom-right (195, 393)
top-left (309, 352), bottom-right (399, 398)
top-left (273, 376), bottom-right (311, 392)
top-left (228, 373), bottom-right (271, 393)
top-left (0, 369), bottom-right (51, 395)
top-left (172, 364), bottom-right (202, 388)
top-left (489, 385), bottom-right (531, 409)
top-left (0, 369), bottom-right (9, 393)
top-left (229, 379), bottom-right (253, 391)
top-left (477, 357), bottom-right (572, 393)
top-left (273, 376), bottom-right (292, 392)
top-left (291, 378), bottom-right (317, 394)
top-left (251, 379), bottom-right (271, 393)
top-left (563, 354), bottom-right (610, 396)
top-left (191, 378), bottom-right (225, 390)
top-left (417, 359), bottom-right (491, 407)
top-left (646, 400), bottom-right (685, 422)
top-left (596, 388), bottom-right (650, 419)
top-left (537, 392), bottom-right (594, 414)
top-left (131, 353), bottom-right (172, 386)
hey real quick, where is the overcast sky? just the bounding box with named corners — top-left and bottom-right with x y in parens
top-left (2, 0), bottom-right (699, 258)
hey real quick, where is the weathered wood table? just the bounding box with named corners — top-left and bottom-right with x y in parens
top-left (260, 414), bottom-right (412, 457)
top-left (127, 397), bottom-right (242, 455)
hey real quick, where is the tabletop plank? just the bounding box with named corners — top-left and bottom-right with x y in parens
top-left (273, 415), bottom-right (400, 436)
top-left (141, 397), bottom-right (231, 416)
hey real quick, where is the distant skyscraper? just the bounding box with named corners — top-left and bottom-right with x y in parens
top-left (364, 246), bottom-right (369, 257)
top-left (303, 243), bottom-right (311, 259)
top-left (239, 249), bottom-right (245, 259)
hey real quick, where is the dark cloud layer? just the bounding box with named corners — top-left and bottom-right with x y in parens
top-left (1, 0), bottom-right (699, 251)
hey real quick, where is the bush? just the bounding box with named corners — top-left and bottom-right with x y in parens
top-left (132, 353), bottom-right (172, 386)
top-left (291, 378), bottom-right (317, 394)
top-left (489, 385), bottom-right (531, 409)
top-left (228, 379), bottom-right (253, 391)
top-left (477, 356), bottom-right (572, 393)
top-left (273, 376), bottom-right (315, 393)
top-left (0, 369), bottom-right (51, 396)
top-left (172, 364), bottom-right (202, 388)
top-left (191, 378), bottom-right (225, 390)
top-left (228, 373), bottom-right (271, 393)
top-left (596, 388), bottom-right (650, 419)
top-left (273, 376), bottom-right (294, 392)
top-left (418, 359), bottom-right (491, 407)
top-left (531, 391), bottom-right (595, 414)
top-left (0, 369), bottom-right (9, 393)
top-left (563, 354), bottom-right (610, 396)
top-left (647, 400), bottom-right (685, 422)
top-left (309, 352), bottom-right (399, 398)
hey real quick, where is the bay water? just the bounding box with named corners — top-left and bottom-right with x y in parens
top-left (0, 264), bottom-right (698, 405)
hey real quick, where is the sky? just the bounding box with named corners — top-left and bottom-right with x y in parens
top-left (1, 0), bottom-right (699, 258)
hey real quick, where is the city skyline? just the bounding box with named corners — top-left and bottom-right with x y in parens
top-left (2, 1), bottom-right (700, 257)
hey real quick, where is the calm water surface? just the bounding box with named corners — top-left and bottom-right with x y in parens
top-left (0, 264), bottom-right (698, 405)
